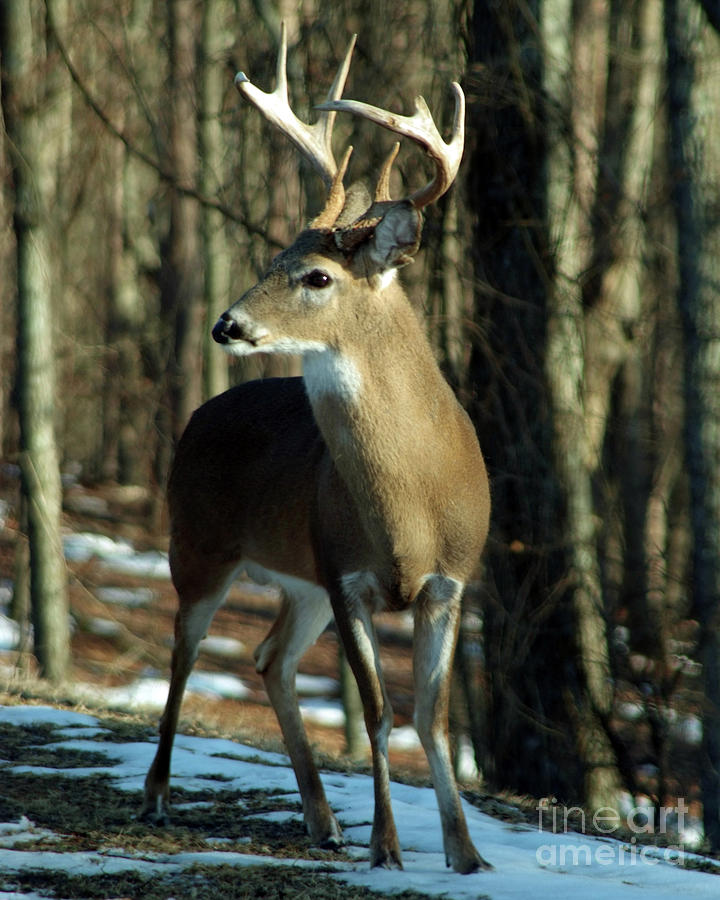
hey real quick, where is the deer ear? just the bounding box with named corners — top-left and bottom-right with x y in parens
top-left (335, 182), bottom-right (373, 228)
top-left (366, 201), bottom-right (422, 271)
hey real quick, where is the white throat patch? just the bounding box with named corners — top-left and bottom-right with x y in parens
top-left (303, 349), bottom-right (363, 403)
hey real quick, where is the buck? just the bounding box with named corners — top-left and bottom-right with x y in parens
top-left (142, 27), bottom-right (491, 874)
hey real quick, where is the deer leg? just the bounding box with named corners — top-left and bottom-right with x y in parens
top-left (413, 574), bottom-right (491, 873)
top-left (333, 572), bottom-right (402, 869)
top-left (141, 561), bottom-right (237, 823)
top-left (254, 576), bottom-right (342, 848)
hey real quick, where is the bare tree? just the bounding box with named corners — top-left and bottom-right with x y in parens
top-left (1, 0), bottom-right (70, 682)
top-left (543, 0), bottom-right (628, 812)
top-left (666, 0), bottom-right (720, 852)
top-left (466, 0), bottom-right (576, 799)
top-left (100, 0), bottom-right (159, 485)
top-left (200, 0), bottom-right (232, 400)
top-left (466, 0), bottom-right (670, 809)
top-left (161, 0), bottom-right (204, 442)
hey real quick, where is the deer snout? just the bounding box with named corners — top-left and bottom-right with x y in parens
top-left (212, 310), bottom-right (270, 351)
top-left (212, 312), bottom-right (246, 344)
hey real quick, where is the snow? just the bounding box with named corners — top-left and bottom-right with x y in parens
top-left (185, 670), bottom-right (250, 700)
top-left (83, 617), bottom-right (124, 638)
top-left (61, 532), bottom-right (170, 579)
top-left (99, 550), bottom-right (170, 579)
top-left (74, 670), bottom-right (251, 711)
top-left (295, 672), bottom-right (338, 696)
top-left (0, 616), bottom-right (21, 652)
top-left (94, 586), bottom-right (155, 607)
top-left (77, 676), bottom-right (172, 710)
top-left (199, 634), bottom-right (245, 657)
top-left (1, 705), bottom-right (719, 900)
top-left (61, 532), bottom-right (135, 564)
top-left (299, 696), bottom-right (346, 728)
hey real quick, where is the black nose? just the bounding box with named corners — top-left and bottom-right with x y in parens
top-left (212, 313), bottom-right (243, 344)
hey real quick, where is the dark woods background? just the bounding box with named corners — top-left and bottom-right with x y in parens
top-left (2, 0), bottom-right (720, 851)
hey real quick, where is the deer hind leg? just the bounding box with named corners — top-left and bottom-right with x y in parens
top-left (141, 558), bottom-right (239, 823)
top-left (413, 574), bottom-right (491, 874)
top-left (251, 569), bottom-right (341, 849)
top-left (333, 571), bottom-right (402, 870)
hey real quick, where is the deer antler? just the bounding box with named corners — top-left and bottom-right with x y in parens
top-left (317, 83), bottom-right (465, 209)
top-left (234, 23), bottom-right (357, 190)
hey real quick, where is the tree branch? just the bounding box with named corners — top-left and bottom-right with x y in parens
top-left (44, 2), bottom-right (281, 245)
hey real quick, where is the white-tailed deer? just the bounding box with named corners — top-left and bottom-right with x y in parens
top-left (142, 26), bottom-right (491, 874)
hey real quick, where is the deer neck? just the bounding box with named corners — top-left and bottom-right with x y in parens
top-left (303, 296), bottom-right (449, 455)
top-left (301, 290), bottom-right (462, 566)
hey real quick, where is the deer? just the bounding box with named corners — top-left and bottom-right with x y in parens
top-left (141, 26), bottom-right (491, 875)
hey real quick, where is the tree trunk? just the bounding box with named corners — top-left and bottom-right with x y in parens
top-left (665, 0), bottom-right (720, 852)
top-left (1, 0), bottom-right (70, 682)
top-left (200, 0), bottom-right (231, 400)
top-left (467, 0), bottom-right (580, 799)
top-left (10, 497), bottom-right (32, 671)
top-left (584, 0), bottom-right (662, 470)
top-left (103, 111), bottom-right (150, 485)
top-left (541, 0), bottom-right (624, 811)
top-left (162, 0), bottom-right (203, 441)
top-left (100, 0), bottom-right (156, 486)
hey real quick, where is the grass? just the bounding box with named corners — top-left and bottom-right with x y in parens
top-left (7, 864), bottom-right (437, 900)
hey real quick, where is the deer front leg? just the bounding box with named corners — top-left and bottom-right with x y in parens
top-left (334, 572), bottom-right (403, 869)
top-left (413, 575), bottom-right (492, 874)
top-left (255, 578), bottom-right (343, 849)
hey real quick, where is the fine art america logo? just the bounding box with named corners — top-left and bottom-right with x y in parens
top-left (535, 797), bottom-right (690, 867)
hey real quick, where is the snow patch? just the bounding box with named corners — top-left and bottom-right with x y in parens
top-left (200, 635), bottom-right (245, 658)
top-left (0, 615), bottom-right (21, 651)
top-left (299, 698), bottom-right (345, 728)
top-left (62, 532), bottom-right (135, 563)
top-left (96, 586), bottom-right (155, 607)
top-left (62, 532), bottom-right (170, 579)
top-left (295, 673), bottom-right (339, 697)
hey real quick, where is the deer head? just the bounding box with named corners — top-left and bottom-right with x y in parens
top-left (212, 23), bottom-right (465, 358)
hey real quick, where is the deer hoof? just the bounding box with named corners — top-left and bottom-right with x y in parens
top-left (138, 795), bottom-right (170, 826)
top-left (318, 822), bottom-right (345, 851)
top-left (320, 834), bottom-right (345, 851)
top-left (371, 845), bottom-right (404, 870)
top-left (311, 814), bottom-right (344, 851)
top-left (447, 849), bottom-right (493, 874)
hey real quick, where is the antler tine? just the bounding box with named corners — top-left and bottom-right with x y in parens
top-left (317, 33), bottom-right (357, 163)
top-left (317, 82), bottom-right (465, 209)
top-left (234, 24), bottom-right (357, 189)
top-left (310, 145), bottom-right (354, 229)
top-left (374, 142), bottom-right (400, 203)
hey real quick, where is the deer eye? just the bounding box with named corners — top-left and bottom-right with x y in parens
top-left (302, 269), bottom-right (332, 289)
